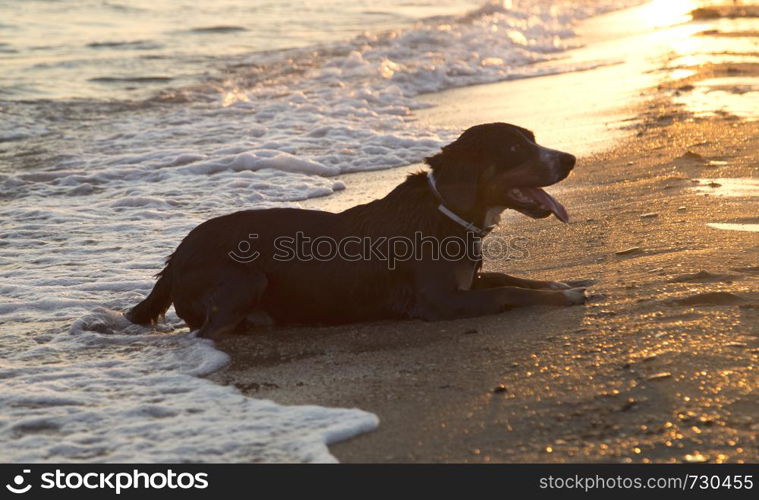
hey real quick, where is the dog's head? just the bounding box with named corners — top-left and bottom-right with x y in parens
top-left (425, 122), bottom-right (575, 223)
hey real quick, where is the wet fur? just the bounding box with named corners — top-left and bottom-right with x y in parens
top-left (126, 123), bottom-right (585, 338)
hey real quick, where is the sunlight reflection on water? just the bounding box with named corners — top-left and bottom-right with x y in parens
top-left (675, 78), bottom-right (759, 120)
top-left (707, 222), bottom-right (759, 232)
top-left (693, 178), bottom-right (759, 197)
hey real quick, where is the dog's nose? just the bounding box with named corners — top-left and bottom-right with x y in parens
top-left (559, 153), bottom-right (576, 171)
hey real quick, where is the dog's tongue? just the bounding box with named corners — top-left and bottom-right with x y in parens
top-left (523, 187), bottom-right (569, 223)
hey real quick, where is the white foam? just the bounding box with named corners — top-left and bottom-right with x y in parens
top-left (1, 309), bottom-right (377, 462)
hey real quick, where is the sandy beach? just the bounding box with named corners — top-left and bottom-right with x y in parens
top-left (209, 2), bottom-right (759, 463)
top-left (7, 0), bottom-right (759, 467)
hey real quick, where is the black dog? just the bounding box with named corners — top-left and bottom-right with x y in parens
top-left (126, 123), bottom-right (587, 338)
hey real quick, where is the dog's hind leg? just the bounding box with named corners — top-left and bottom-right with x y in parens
top-left (196, 268), bottom-right (268, 340)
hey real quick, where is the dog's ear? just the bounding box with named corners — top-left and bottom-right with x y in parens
top-left (430, 155), bottom-right (479, 214)
top-left (512, 125), bottom-right (535, 143)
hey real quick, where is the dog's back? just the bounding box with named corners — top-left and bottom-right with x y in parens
top-left (126, 122), bottom-right (585, 338)
top-left (127, 180), bottom-right (440, 331)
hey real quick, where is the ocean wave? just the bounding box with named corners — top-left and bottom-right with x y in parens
top-left (0, 308), bottom-right (377, 462)
top-left (89, 76), bottom-right (174, 83)
top-left (187, 25), bottom-right (249, 34)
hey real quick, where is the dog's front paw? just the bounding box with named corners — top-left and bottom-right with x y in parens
top-left (563, 279), bottom-right (596, 288)
top-left (550, 279), bottom-right (596, 289)
top-left (549, 281), bottom-right (572, 290)
top-left (562, 287), bottom-right (588, 305)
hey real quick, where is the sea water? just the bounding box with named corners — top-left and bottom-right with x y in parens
top-left (0, 0), bottom-right (643, 462)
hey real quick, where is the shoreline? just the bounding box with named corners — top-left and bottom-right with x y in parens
top-left (300, 2), bottom-right (654, 215)
top-left (209, 2), bottom-right (759, 463)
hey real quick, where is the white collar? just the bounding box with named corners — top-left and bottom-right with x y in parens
top-left (427, 171), bottom-right (493, 237)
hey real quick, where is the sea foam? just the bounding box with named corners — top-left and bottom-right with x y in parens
top-left (0, 0), bottom-right (642, 462)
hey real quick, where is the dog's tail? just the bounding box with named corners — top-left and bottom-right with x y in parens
top-left (125, 259), bottom-right (174, 325)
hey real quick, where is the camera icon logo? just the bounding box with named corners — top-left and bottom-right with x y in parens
top-left (6, 469), bottom-right (32, 494)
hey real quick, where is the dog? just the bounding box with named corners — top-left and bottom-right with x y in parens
top-left (126, 122), bottom-right (588, 338)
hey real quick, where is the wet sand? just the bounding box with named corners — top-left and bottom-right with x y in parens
top-left (209, 3), bottom-right (758, 463)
